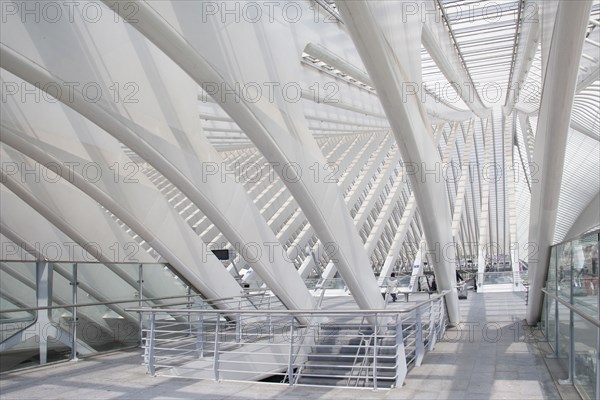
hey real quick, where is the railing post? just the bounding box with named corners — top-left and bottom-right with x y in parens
top-left (415, 307), bottom-right (425, 366)
top-left (70, 263), bottom-right (78, 361)
top-left (548, 298), bottom-right (559, 358)
top-left (196, 309), bottom-right (204, 358)
top-left (287, 315), bottom-right (295, 385)
top-left (187, 286), bottom-right (192, 337)
top-left (558, 314), bottom-right (575, 385)
top-left (35, 261), bottom-right (51, 365)
top-left (147, 313), bottom-right (156, 376)
top-left (568, 308), bottom-right (575, 382)
top-left (138, 263), bottom-right (144, 345)
top-left (544, 293), bottom-right (549, 339)
top-left (268, 296), bottom-right (273, 343)
top-left (560, 280), bottom-right (576, 385)
top-left (372, 313), bottom-right (378, 390)
top-left (213, 315), bottom-right (221, 381)
top-left (236, 299), bottom-right (241, 343)
top-left (395, 315), bottom-right (407, 388)
top-left (428, 301), bottom-right (436, 351)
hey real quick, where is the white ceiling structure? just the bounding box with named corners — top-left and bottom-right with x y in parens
top-left (0, 0), bottom-right (598, 324)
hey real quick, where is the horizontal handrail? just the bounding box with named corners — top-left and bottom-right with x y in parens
top-left (0, 293), bottom-right (204, 314)
top-left (202, 290), bottom-right (270, 303)
top-left (139, 292), bottom-right (447, 389)
top-left (542, 288), bottom-right (600, 328)
top-left (127, 291), bottom-right (450, 315)
top-left (0, 289), bottom-right (274, 314)
top-left (0, 316), bottom-right (35, 323)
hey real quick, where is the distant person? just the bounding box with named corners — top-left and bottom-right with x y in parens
top-left (473, 274), bottom-right (477, 292)
top-left (386, 273), bottom-right (398, 302)
top-left (431, 276), bottom-right (437, 292)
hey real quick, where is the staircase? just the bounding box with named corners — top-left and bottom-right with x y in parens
top-left (138, 292), bottom-right (448, 390)
top-left (295, 322), bottom-right (399, 388)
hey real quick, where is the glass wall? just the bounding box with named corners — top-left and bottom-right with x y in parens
top-left (543, 230), bottom-right (599, 400)
top-left (0, 261), bottom-right (201, 372)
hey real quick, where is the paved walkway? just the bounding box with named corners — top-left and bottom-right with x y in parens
top-left (0, 292), bottom-right (578, 399)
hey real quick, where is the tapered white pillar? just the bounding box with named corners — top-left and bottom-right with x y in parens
top-left (103, 0), bottom-right (384, 311)
top-left (337, 1), bottom-right (460, 323)
top-left (527, 1), bottom-right (593, 324)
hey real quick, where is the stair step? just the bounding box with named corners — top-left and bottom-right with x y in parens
top-left (301, 366), bottom-right (397, 376)
top-left (298, 376), bottom-right (396, 388)
top-left (302, 360), bottom-right (396, 370)
top-left (307, 353), bottom-right (397, 362)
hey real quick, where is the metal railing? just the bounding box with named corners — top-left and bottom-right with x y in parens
top-left (0, 272), bottom-right (276, 371)
top-left (541, 229), bottom-right (599, 400)
top-left (128, 290), bottom-right (449, 390)
top-left (478, 271), bottom-right (528, 287)
top-left (304, 278), bottom-right (346, 290)
top-left (347, 332), bottom-right (372, 387)
top-left (542, 287), bottom-right (599, 397)
top-left (0, 292), bottom-right (208, 351)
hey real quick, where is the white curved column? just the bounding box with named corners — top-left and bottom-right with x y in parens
top-left (299, 134), bottom-right (394, 277)
top-left (282, 133), bottom-right (376, 265)
top-left (103, 1), bottom-right (383, 310)
top-left (0, 39), bottom-right (314, 313)
top-left (476, 119), bottom-right (494, 277)
top-left (282, 133), bottom-right (379, 250)
top-left (0, 214), bottom-right (141, 326)
top-left (381, 122), bottom-right (452, 280)
top-left (527, 1), bottom-right (593, 324)
top-left (337, 1), bottom-right (460, 323)
top-left (1, 191), bottom-right (94, 262)
top-left (0, 184), bottom-right (187, 306)
top-left (451, 120), bottom-right (475, 237)
top-left (503, 114), bottom-right (522, 287)
top-left (0, 127), bottom-right (243, 308)
top-left (379, 195), bottom-right (419, 282)
top-left (0, 183), bottom-right (155, 264)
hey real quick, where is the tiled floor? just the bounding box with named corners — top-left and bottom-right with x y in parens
top-left (0, 292), bottom-right (579, 399)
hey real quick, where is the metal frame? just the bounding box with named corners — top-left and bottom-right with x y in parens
top-left (130, 291), bottom-right (449, 390)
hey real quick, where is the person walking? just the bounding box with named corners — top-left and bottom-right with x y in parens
top-left (386, 273), bottom-right (399, 302)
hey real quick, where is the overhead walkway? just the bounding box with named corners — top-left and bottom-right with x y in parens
top-left (0, 291), bottom-right (577, 399)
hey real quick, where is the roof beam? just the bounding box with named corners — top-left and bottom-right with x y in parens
top-left (505, 0), bottom-right (541, 112)
top-left (422, 1), bottom-right (491, 117)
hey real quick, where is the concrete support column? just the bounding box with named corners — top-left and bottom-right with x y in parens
top-left (527, 1), bottom-right (593, 324)
top-left (378, 195), bottom-right (419, 284)
top-left (103, 0), bottom-right (384, 311)
top-left (337, 2), bottom-right (460, 322)
top-left (451, 120), bottom-right (476, 237)
top-left (504, 113), bottom-right (522, 290)
top-left (477, 120), bottom-right (494, 282)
